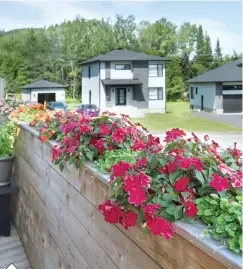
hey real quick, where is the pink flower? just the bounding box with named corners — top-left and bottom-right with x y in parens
top-left (218, 164), bottom-right (235, 176)
top-left (185, 201), bottom-right (198, 218)
top-left (164, 128), bottom-right (186, 143)
top-left (232, 142), bottom-right (242, 158)
top-left (131, 139), bottom-right (147, 151)
top-left (94, 139), bottom-right (105, 155)
top-left (204, 135), bottom-right (210, 141)
top-left (174, 177), bottom-right (189, 192)
top-left (112, 161), bottom-right (132, 177)
top-left (210, 174), bottom-right (229, 192)
top-left (120, 211), bottom-right (138, 229)
top-left (192, 132), bottom-right (200, 142)
top-left (179, 158), bottom-right (191, 170)
top-left (128, 188), bottom-right (147, 206)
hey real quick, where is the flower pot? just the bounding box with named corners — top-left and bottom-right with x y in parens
top-left (0, 155), bottom-right (15, 186)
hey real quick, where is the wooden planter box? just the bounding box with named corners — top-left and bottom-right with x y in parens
top-left (11, 123), bottom-right (242, 269)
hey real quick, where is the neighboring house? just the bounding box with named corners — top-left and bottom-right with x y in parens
top-left (21, 80), bottom-right (67, 104)
top-left (187, 59), bottom-right (242, 114)
top-left (0, 77), bottom-right (6, 99)
top-left (81, 49), bottom-right (170, 113)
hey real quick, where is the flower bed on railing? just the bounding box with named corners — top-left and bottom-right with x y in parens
top-left (10, 105), bottom-right (243, 254)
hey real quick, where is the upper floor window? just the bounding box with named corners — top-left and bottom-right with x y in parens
top-left (115, 64), bottom-right (131, 70)
top-left (149, 87), bottom-right (163, 100)
top-left (190, 87), bottom-right (194, 99)
top-left (149, 64), bottom-right (163, 77)
top-left (88, 66), bottom-right (91, 79)
top-left (223, 85), bottom-right (242, 90)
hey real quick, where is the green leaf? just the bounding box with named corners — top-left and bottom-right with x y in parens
top-left (181, 192), bottom-right (190, 200)
top-left (93, 127), bottom-right (100, 135)
top-left (166, 186), bottom-right (174, 193)
top-left (86, 151), bottom-right (94, 161)
top-left (59, 162), bottom-right (64, 172)
top-left (159, 158), bottom-right (167, 166)
top-left (162, 193), bottom-right (174, 202)
top-left (195, 170), bottom-right (205, 186)
top-left (174, 206), bottom-right (183, 220)
top-left (204, 209), bottom-right (214, 216)
top-left (169, 170), bottom-right (180, 184)
top-left (165, 205), bottom-right (176, 215)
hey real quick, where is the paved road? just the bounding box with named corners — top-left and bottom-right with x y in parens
top-left (154, 132), bottom-right (242, 150)
top-left (191, 112), bottom-right (242, 128)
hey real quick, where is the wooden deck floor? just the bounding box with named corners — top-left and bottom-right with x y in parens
top-left (0, 225), bottom-right (31, 269)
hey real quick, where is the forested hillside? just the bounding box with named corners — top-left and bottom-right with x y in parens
top-left (0, 15), bottom-right (240, 100)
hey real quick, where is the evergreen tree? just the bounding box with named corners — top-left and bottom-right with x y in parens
top-left (213, 38), bottom-right (223, 67)
top-left (196, 25), bottom-right (204, 63)
top-left (204, 33), bottom-right (213, 69)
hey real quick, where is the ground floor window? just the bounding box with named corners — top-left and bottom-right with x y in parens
top-left (105, 88), bottom-right (111, 102)
top-left (190, 87), bottom-right (194, 99)
top-left (149, 87), bottom-right (163, 100)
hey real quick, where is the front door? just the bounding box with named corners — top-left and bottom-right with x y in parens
top-left (116, 88), bottom-right (126, 105)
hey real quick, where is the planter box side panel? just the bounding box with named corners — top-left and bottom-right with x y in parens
top-left (11, 125), bottom-right (233, 269)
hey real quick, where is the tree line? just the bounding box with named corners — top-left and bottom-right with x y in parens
top-left (0, 15), bottom-right (241, 101)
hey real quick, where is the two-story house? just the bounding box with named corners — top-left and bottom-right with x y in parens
top-left (81, 49), bottom-right (170, 114)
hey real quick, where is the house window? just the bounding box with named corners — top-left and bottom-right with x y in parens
top-left (223, 85), bottom-right (242, 90)
top-left (149, 64), bottom-right (163, 77)
top-left (115, 64), bottom-right (131, 70)
top-left (89, 90), bottom-right (92, 104)
top-left (106, 88), bottom-right (111, 102)
top-left (149, 88), bottom-right (163, 100)
top-left (88, 66), bottom-right (91, 79)
top-left (132, 88), bottom-right (136, 101)
top-left (195, 87), bottom-right (198, 94)
top-left (190, 87), bottom-right (194, 99)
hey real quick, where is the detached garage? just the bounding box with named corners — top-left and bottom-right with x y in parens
top-left (188, 59), bottom-right (242, 114)
top-left (21, 80), bottom-right (67, 104)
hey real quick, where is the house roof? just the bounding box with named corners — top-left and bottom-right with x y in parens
top-left (81, 49), bottom-right (170, 65)
top-left (187, 59), bottom-right (243, 83)
top-left (21, 80), bottom-right (67, 89)
top-left (102, 79), bottom-right (142, 85)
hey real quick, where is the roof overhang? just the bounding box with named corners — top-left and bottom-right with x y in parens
top-left (102, 79), bottom-right (142, 85)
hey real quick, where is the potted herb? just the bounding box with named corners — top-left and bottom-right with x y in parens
top-left (0, 122), bottom-right (16, 186)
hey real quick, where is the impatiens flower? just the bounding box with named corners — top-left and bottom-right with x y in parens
top-left (99, 125), bottom-right (111, 136)
top-left (159, 164), bottom-right (170, 175)
top-left (191, 132), bottom-right (200, 142)
top-left (232, 142), bottom-right (242, 158)
top-left (38, 135), bottom-right (49, 142)
top-left (111, 161), bottom-right (132, 177)
top-left (94, 139), bottom-right (105, 155)
top-left (146, 214), bottom-right (174, 239)
top-left (80, 125), bottom-right (91, 133)
top-left (41, 128), bottom-right (49, 133)
top-left (179, 188), bottom-right (195, 203)
top-left (204, 134), bottom-right (210, 141)
top-left (112, 127), bottom-right (126, 143)
top-left (135, 157), bottom-right (147, 169)
top-left (218, 164), bottom-right (235, 176)
top-left (210, 174), bottom-right (229, 192)
top-left (128, 188), bottom-right (147, 206)
top-left (142, 204), bottom-right (161, 214)
top-left (190, 158), bottom-right (203, 171)
top-left (134, 172), bottom-right (151, 188)
top-left (179, 158), bottom-right (191, 170)
top-left (98, 200), bottom-right (123, 224)
top-left (52, 145), bottom-right (63, 162)
top-left (164, 128), bottom-right (186, 143)
top-left (185, 201), bottom-right (198, 218)
top-left (231, 176), bottom-right (242, 188)
top-left (120, 211), bottom-right (138, 229)
top-left (131, 139), bottom-right (147, 151)
top-left (174, 177), bottom-right (189, 192)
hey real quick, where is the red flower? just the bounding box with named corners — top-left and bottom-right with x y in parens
top-left (164, 128), bottom-right (186, 143)
top-left (142, 204), bottom-right (161, 214)
top-left (52, 145), bottom-right (63, 162)
top-left (174, 177), bottom-right (189, 192)
top-left (80, 125), bottom-right (91, 133)
top-left (179, 188), bottom-right (195, 203)
top-left (112, 128), bottom-right (126, 143)
top-left (159, 164), bottom-right (170, 175)
top-left (179, 158), bottom-right (191, 170)
top-left (146, 215), bottom-right (174, 239)
top-left (99, 125), bottom-right (110, 136)
top-left (190, 158), bottom-right (203, 171)
top-left (131, 139), bottom-right (147, 151)
top-left (204, 135), bottom-right (210, 141)
top-left (167, 160), bottom-right (178, 173)
top-left (218, 164), bottom-right (234, 176)
top-left (94, 139), bottom-right (105, 155)
top-left (120, 211), bottom-right (138, 229)
top-left (191, 132), bottom-right (200, 142)
top-left (134, 172), bottom-right (151, 188)
top-left (128, 188), bottom-right (147, 206)
top-left (210, 174), bottom-right (229, 192)
top-left (111, 161), bottom-right (132, 177)
top-left (231, 175), bottom-right (242, 188)
top-left (185, 201), bottom-right (198, 218)
top-left (98, 200), bottom-right (123, 224)
top-left (135, 157), bottom-right (147, 169)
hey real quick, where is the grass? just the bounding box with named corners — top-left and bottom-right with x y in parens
top-left (65, 98), bottom-right (81, 110)
top-left (133, 102), bottom-right (241, 133)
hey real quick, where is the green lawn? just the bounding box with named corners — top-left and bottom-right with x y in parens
top-left (133, 102), bottom-right (241, 133)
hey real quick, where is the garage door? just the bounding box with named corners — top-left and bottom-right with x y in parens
top-left (223, 95), bottom-right (242, 113)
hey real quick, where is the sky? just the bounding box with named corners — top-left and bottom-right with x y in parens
top-left (0, 1), bottom-right (242, 55)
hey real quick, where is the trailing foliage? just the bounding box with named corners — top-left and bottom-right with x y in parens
top-left (0, 121), bottom-right (17, 157)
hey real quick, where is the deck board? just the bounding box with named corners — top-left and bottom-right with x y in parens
top-left (0, 225), bottom-right (32, 269)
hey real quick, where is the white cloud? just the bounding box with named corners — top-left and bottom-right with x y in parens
top-left (191, 19), bottom-right (242, 55)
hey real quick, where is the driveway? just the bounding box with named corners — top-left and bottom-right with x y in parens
top-left (192, 112), bottom-right (242, 128)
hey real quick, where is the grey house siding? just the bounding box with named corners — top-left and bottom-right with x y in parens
top-left (132, 61), bottom-right (148, 109)
top-left (105, 62), bottom-right (110, 79)
top-left (215, 83), bottom-right (223, 113)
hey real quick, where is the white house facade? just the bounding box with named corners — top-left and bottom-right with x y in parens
top-left (81, 49), bottom-right (170, 113)
top-left (188, 59), bottom-right (242, 114)
top-left (21, 80), bottom-right (66, 104)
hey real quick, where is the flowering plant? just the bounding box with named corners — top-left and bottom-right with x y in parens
top-left (10, 103), bottom-right (45, 122)
top-left (11, 105), bottom-right (242, 252)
